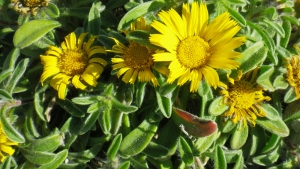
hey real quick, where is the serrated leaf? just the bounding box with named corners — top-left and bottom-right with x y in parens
top-left (256, 117), bottom-right (289, 137)
top-left (13, 20), bottom-right (61, 48)
top-left (118, 1), bottom-right (165, 30)
top-left (120, 118), bottom-right (158, 156)
top-left (247, 21), bottom-right (275, 54)
top-left (230, 125), bottom-right (248, 149)
top-left (209, 96), bottom-right (229, 116)
top-left (107, 134), bottom-right (122, 160)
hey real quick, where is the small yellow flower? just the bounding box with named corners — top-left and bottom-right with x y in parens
top-left (11, 0), bottom-right (49, 15)
top-left (0, 122), bottom-right (18, 162)
top-left (149, 2), bottom-right (246, 92)
top-left (40, 32), bottom-right (107, 100)
top-left (286, 54), bottom-right (300, 99)
top-left (220, 69), bottom-right (271, 128)
top-left (109, 18), bottom-right (169, 86)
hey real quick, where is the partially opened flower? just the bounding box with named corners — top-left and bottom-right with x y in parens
top-left (40, 32), bottom-right (107, 100)
top-left (0, 122), bottom-right (18, 162)
top-left (286, 54), bottom-right (300, 99)
top-left (149, 2), bottom-right (246, 92)
top-left (220, 69), bottom-right (271, 128)
top-left (11, 0), bottom-right (49, 15)
top-left (109, 18), bottom-right (168, 86)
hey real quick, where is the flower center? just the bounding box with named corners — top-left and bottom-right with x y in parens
top-left (58, 49), bottom-right (88, 76)
top-left (123, 42), bottom-right (154, 70)
top-left (228, 80), bottom-right (256, 109)
top-left (177, 36), bottom-right (211, 69)
top-left (22, 0), bottom-right (46, 7)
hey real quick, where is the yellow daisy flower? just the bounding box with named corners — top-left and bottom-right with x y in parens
top-left (109, 18), bottom-right (169, 86)
top-left (0, 122), bottom-right (18, 162)
top-left (220, 69), bottom-right (271, 128)
top-left (286, 54), bottom-right (300, 99)
top-left (40, 32), bottom-right (107, 100)
top-left (11, 0), bottom-right (49, 15)
top-left (149, 2), bottom-right (246, 92)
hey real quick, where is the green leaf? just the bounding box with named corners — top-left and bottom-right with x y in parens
top-left (117, 161), bottom-right (131, 169)
top-left (256, 66), bottom-right (275, 91)
top-left (127, 30), bottom-right (157, 48)
top-left (107, 134), bottom-right (122, 161)
top-left (101, 10), bottom-right (118, 28)
top-left (34, 92), bottom-right (47, 121)
top-left (280, 20), bottom-right (291, 48)
top-left (284, 87), bottom-right (297, 103)
top-left (98, 104), bottom-right (111, 134)
top-left (57, 99), bottom-right (85, 117)
top-left (262, 19), bottom-right (285, 37)
top-left (44, 2), bottom-right (60, 18)
top-left (0, 89), bottom-right (12, 100)
top-left (260, 134), bottom-right (281, 154)
top-left (27, 131), bottom-right (61, 152)
top-left (220, 119), bottom-right (236, 133)
top-left (178, 136), bottom-right (194, 165)
top-left (6, 58), bottom-right (29, 94)
top-left (276, 46), bottom-right (292, 59)
top-left (172, 107), bottom-right (217, 137)
top-left (215, 146), bottom-right (227, 169)
top-left (156, 92), bottom-right (172, 118)
top-left (159, 82), bottom-right (178, 96)
top-left (37, 149), bottom-right (68, 169)
top-left (68, 143), bottom-right (103, 163)
top-left (24, 108), bottom-right (40, 138)
top-left (111, 96), bottom-right (138, 113)
top-left (88, 1), bottom-right (102, 35)
top-left (281, 15), bottom-right (299, 26)
top-left (209, 96), bottom-right (229, 116)
top-left (106, 0), bottom-right (128, 9)
top-left (118, 1), bottom-right (165, 30)
top-left (119, 118), bottom-right (159, 156)
top-left (135, 82), bottom-right (146, 107)
top-left (261, 103), bottom-right (280, 120)
top-left (0, 69), bottom-right (13, 84)
top-left (247, 21), bottom-right (275, 54)
top-left (87, 102), bottom-right (99, 113)
top-left (72, 96), bottom-right (97, 105)
top-left (273, 75), bottom-right (289, 90)
top-left (256, 117), bottom-right (289, 137)
top-left (20, 148), bottom-right (56, 165)
top-left (0, 107), bottom-right (25, 143)
top-left (13, 20), bottom-right (61, 48)
top-left (143, 142), bottom-right (169, 158)
top-left (233, 153), bottom-right (244, 169)
top-left (253, 146), bottom-right (280, 166)
top-left (193, 131), bottom-right (217, 155)
top-left (224, 4), bottom-right (246, 27)
top-left (230, 125), bottom-right (248, 149)
top-left (79, 108), bottom-right (102, 135)
top-left (3, 48), bottom-right (20, 70)
top-left (284, 99), bottom-right (300, 122)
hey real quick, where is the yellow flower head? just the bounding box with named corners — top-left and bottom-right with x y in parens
top-left (286, 54), bottom-right (300, 99)
top-left (149, 2), bottom-right (246, 92)
top-left (40, 32), bottom-right (107, 100)
top-left (11, 0), bottom-right (49, 15)
top-left (220, 69), bottom-right (271, 128)
top-left (109, 17), bottom-right (169, 86)
top-left (0, 122), bottom-right (18, 162)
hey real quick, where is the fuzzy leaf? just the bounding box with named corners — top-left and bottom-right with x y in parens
top-left (57, 99), bottom-right (85, 117)
top-left (209, 96), bottom-right (229, 116)
top-left (44, 3), bottom-right (60, 18)
top-left (256, 117), bottom-right (289, 137)
top-left (215, 146), bottom-right (227, 169)
top-left (107, 134), bottom-right (122, 160)
top-left (37, 150), bottom-right (68, 169)
top-left (13, 20), bottom-right (61, 48)
top-left (230, 125), bottom-right (248, 149)
top-left (156, 92), bottom-right (172, 118)
top-left (20, 148), bottom-right (56, 165)
top-left (6, 58), bottom-right (29, 94)
top-left (178, 137), bottom-right (194, 165)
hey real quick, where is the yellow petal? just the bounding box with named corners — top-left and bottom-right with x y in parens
top-left (72, 74), bottom-right (87, 90)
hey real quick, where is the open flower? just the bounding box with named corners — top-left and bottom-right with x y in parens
top-left (11, 0), bottom-right (49, 15)
top-left (0, 122), bottom-right (18, 162)
top-left (286, 55), bottom-right (300, 99)
top-left (109, 18), bottom-right (168, 86)
top-left (40, 32), bottom-right (107, 100)
top-left (220, 69), bottom-right (271, 128)
top-left (149, 2), bottom-right (246, 92)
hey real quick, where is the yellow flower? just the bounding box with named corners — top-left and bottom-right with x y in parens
top-left (109, 18), bottom-right (169, 86)
top-left (40, 32), bottom-right (107, 100)
top-left (220, 69), bottom-right (271, 128)
top-left (149, 2), bottom-right (246, 92)
top-left (11, 0), bottom-right (49, 15)
top-left (286, 54), bottom-right (300, 99)
top-left (0, 122), bottom-right (18, 162)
